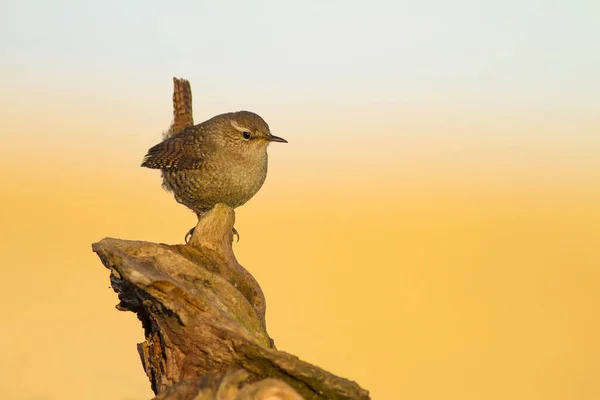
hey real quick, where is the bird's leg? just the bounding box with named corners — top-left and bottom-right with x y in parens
top-left (184, 210), bottom-right (207, 243)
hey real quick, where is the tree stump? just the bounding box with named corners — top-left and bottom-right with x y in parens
top-left (92, 205), bottom-right (370, 399)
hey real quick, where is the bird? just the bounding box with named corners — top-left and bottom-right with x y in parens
top-left (141, 110), bottom-right (287, 241)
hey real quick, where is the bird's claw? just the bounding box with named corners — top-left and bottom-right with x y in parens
top-left (185, 227), bottom-right (195, 243)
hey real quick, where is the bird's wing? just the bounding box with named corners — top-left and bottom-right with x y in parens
top-left (141, 129), bottom-right (209, 170)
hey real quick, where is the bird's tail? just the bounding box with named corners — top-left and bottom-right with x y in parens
top-left (164, 77), bottom-right (194, 139)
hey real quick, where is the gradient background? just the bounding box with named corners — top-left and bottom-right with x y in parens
top-left (1, 1), bottom-right (599, 399)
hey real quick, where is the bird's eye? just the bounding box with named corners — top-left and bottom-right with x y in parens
top-left (242, 131), bottom-right (251, 139)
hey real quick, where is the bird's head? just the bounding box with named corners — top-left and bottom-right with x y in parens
top-left (217, 111), bottom-right (287, 151)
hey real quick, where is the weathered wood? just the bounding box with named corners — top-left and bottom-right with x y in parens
top-left (91, 77), bottom-right (369, 399)
top-left (92, 204), bottom-right (370, 400)
top-left (154, 370), bottom-right (304, 400)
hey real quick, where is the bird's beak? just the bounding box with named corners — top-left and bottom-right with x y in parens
top-left (266, 134), bottom-right (288, 143)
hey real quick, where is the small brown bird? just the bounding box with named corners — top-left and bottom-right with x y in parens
top-left (142, 111), bottom-right (287, 240)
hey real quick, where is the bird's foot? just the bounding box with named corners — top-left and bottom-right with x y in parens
top-left (184, 226), bottom-right (240, 243)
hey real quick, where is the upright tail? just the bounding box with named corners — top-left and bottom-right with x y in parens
top-left (164, 77), bottom-right (194, 138)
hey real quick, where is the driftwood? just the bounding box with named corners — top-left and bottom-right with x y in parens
top-left (91, 79), bottom-right (370, 399)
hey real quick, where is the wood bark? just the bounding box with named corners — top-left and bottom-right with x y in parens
top-left (91, 78), bottom-right (370, 399)
top-left (92, 205), bottom-right (370, 399)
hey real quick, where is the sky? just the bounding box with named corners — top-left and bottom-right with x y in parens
top-left (0, 1), bottom-right (599, 399)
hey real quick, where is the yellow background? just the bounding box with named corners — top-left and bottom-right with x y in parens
top-left (1, 1), bottom-right (600, 399)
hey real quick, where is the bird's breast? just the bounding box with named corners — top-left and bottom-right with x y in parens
top-left (162, 148), bottom-right (268, 212)
top-left (222, 150), bottom-right (268, 204)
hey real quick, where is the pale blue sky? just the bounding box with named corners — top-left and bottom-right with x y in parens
top-left (2, 0), bottom-right (598, 108)
top-left (1, 0), bottom-right (599, 179)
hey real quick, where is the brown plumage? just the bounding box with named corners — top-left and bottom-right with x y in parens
top-left (142, 110), bottom-right (287, 218)
top-left (142, 127), bottom-right (211, 170)
top-left (167, 78), bottom-right (194, 138)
